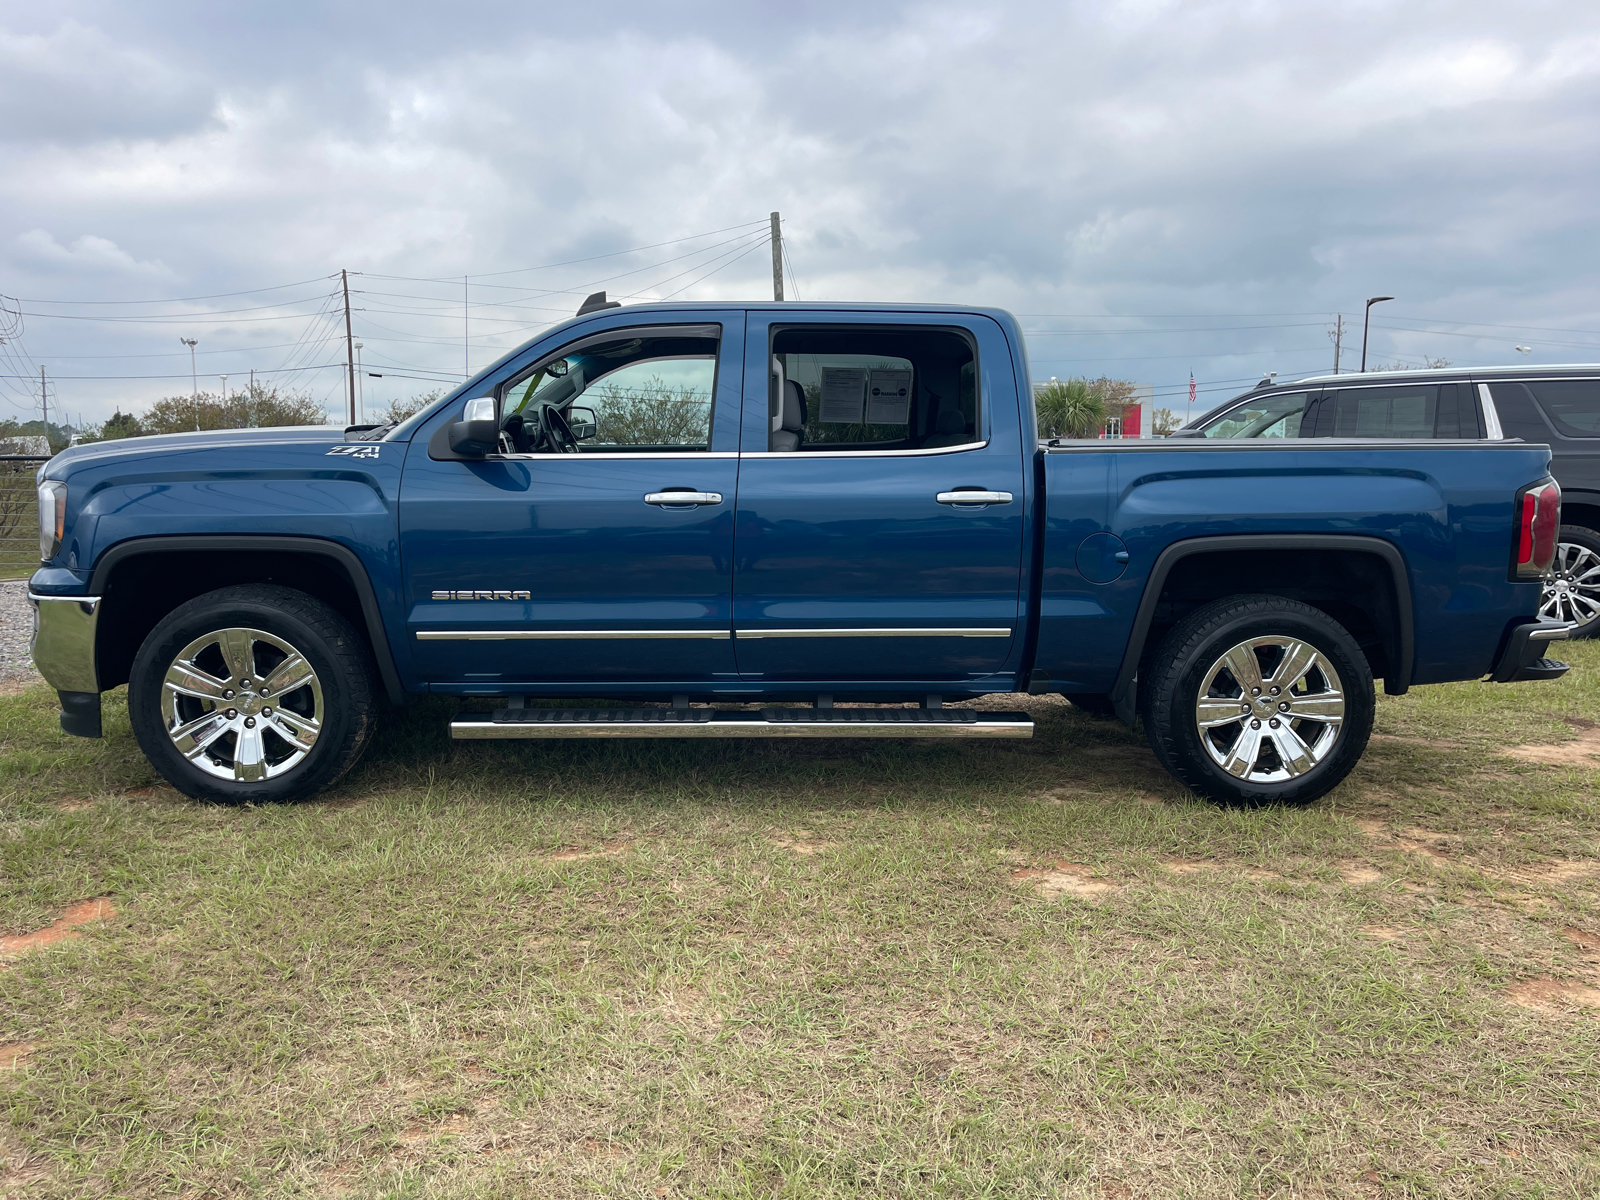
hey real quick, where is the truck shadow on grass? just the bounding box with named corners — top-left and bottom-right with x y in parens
top-left (348, 694), bottom-right (1193, 812)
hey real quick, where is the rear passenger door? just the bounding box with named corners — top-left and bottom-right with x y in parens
top-left (729, 312), bottom-right (1028, 687)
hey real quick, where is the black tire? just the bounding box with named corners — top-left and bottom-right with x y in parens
top-left (1139, 594), bottom-right (1374, 806)
top-left (128, 585), bottom-right (377, 803)
top-left (1547, 525), bottom-right (1600, 639)
top-left (1065, 692), bottom-right (1117, 718)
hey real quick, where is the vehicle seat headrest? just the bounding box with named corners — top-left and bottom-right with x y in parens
top-left (783, 379), bottom-right (807, 431)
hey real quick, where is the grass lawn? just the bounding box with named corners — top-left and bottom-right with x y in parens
top-left (1, 646), bottom-right (1598, 1199)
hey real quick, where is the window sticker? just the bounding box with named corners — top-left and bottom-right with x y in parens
top-left (819, 367), bottom-right (867, 424)
top-left (865, 368), bottom-right (913, 424)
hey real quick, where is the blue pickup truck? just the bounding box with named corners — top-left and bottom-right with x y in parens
top-left (29, 300), bottom-right (1570, 807)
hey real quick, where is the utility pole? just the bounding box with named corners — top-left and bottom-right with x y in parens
top-left (181, 338), bottom-right (199, 429)
top-left (40, 366), bottom-right (46, 431)
top-left (770, 211), bottom-right (783, 302)
top-left (1331, 314), bottom-right (1344, 374)
top-left (463, 276), bottom-right (470, 378)
top-left (342, 268), bottom-right (355, 425)
top-left (354, 342), bottom-right (365, 422)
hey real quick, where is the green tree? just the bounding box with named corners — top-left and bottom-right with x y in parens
top-left (98, 410), bottom-right (144, 440)
top-left (378, 390), bottom-right (444, 425)
top-left (139, 383), bottom-right (326, 434)
top-left (1034, 378), bottom-right (1105, 439)
top-left (586, 377), bottom-right (711, 446)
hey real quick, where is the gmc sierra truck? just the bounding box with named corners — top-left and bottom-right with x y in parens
top-left (29, 299), bottom-right (1570, 806)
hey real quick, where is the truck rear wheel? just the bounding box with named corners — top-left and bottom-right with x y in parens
top-left (128, 585), bottom-right (377, 804)
top-left (1140, 594), bottom-right (1374, 806)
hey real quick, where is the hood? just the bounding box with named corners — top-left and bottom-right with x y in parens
top-left (46, 425), bottom-right (345, 473)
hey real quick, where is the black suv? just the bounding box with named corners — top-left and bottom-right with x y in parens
top-left (1178, 365), bottom-right (1600, 636)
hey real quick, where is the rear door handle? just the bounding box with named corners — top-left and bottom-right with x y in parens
top-left (645, 490), bottom-right (723, 507)
top-left (936, 490), bottom-right (1013, 506)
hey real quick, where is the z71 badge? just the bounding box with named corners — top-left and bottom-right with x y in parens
top-left (433, 590), bottom-right (533, 600)
top-left (326, 445), bottom-right (381, 459)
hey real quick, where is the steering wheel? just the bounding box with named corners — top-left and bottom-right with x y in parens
top-left (539, 404), bottom-right (579, 454)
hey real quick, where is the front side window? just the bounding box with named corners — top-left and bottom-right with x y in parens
top-left (1326, 385), bottom-right (1437, 438)
top-left (768, 327), bottom-right (977, 452)
top-left (498, 328), bottom-right (718, 453)
top-left (1201, 392), bottom-right (1308, 438)
top-left (1525, 379), bottom-right (1600, 437)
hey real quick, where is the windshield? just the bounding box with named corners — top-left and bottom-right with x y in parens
top-left (1200, 391), bottom-right (1308, 438)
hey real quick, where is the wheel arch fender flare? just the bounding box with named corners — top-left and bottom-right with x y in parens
top-left (86, 535), bottom-right (405, 705)
top-left (1108, 534), bottom-right (1414, 723)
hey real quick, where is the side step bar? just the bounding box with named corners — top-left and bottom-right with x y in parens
top-left (450, 706), bottom-right (1035, 739)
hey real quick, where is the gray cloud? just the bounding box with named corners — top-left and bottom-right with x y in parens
top-left (0, 0), bottom-right (1597, 423)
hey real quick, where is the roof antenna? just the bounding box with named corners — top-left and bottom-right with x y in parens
top-left (576, 291), bottom-right (622, 316)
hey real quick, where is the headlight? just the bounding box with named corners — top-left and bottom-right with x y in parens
top-left (38, 480), bottom-right (66, 562)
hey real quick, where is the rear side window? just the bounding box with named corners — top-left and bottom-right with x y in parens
top-left (1525, 379), bottom-right (1600, 437)
top-left (768, 326), bottom-right (977, 452)
top-left (1201, 392), bottom-right (1309, 438)
top-left (1326, 385), bottom-right (1437, 438)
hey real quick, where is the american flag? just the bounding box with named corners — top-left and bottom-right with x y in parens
top-left (1188, 372), bottom-right (1197, 407)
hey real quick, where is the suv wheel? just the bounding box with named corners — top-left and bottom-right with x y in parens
top-left (1141, 595), bottom-right (1374, 806)
top-left (129, 585), bottom-right (377, 803)
top-left (1540, 525), bottom-right (1600, 638)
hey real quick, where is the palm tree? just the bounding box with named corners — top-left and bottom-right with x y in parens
top-left (1034, 378), bottom-right (1105, 440)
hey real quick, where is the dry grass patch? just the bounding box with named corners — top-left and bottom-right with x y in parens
top-left (1506, 979), bottom-right (1600, 1012)
top-left (1009, 860), bottom-right (1118, 898)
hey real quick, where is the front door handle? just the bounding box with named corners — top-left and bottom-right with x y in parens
top-left (936, 490), bottom-right (1013, 506)
top-left (645, 490), bottom-right (723, 507)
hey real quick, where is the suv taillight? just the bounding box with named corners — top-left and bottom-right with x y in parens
top-left (1513, 479), bottom-right (1560, 579)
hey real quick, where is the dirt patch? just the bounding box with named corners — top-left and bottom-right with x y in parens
top-left (0, 897), bottom-right (117, 955)
top-left (1360, 925), bottom-right (1401, 940)
top-left (1353, 818), bottom-right (1387, 837)
top-left (1340, 862), bottom-right (1383, 885)
top-left (1395, 828), bottom-right (1454, 862)
top-left (1563, 926), bottom-right (1600, 953)
top-left (1501, 724), bottom-right (1600, 766)
top-left (1165, 859), bottom-right (1207, 874)
top-left (1506, 978), bottom-right (1600, 1012)
top-left (1493, 860), bottom-right (1599, 887)
top-left (0, 1042), bottom-right (36, 1069)
top-left (547, 839), bottom-right (629, 863)
top-left (1011, 861), bottom-right (1117, 899)
top-left (771, 831), bottom-right (836, 856)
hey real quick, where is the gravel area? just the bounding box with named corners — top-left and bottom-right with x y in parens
top-left (0, 580), bottom-right (38, 685)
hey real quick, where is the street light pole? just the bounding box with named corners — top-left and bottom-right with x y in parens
top-left (180, 337), bottom-right (199, 428)
top-left (1361, 297), bottom-right (1394, 372)
top-left (354, 342), bottom-right (364, 423)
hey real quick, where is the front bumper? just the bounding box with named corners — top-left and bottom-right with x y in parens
top-left (1489, 619), bottom-right (1570, 683)
top-left (29, 593), bottom-right (103, 737)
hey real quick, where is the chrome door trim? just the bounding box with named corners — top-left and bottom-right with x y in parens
top-left (744, 441), bottom-right (989, 459)
top-left (936, 490), bottom-right (1012, 505)
top-left (488, 451), bottom-right (739, 461)
top-left (417, 629), bottom-right (732, 641)
top-left (1477, 383), bottom-right (1505, 439)
top-left (733, 627), bottom-right (1011, 639)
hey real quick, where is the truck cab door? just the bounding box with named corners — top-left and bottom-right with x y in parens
top-left (397, 312), bottom-right (745, 694)
top-left (729, 311), bottom-right (1028, 689)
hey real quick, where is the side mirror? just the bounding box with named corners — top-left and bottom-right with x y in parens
top-left (568, 405), bottom-right (598, 442)
top-left (432, 396), bottom-right (499, 460)
top-left (544, 358), bottom-right (570, 378)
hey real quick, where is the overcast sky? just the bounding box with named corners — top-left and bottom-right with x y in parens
top-left (2, 0), bottom-right (1598, 427)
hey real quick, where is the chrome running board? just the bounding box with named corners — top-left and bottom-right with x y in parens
top-left (450, 706), bottom-right (1034, 739)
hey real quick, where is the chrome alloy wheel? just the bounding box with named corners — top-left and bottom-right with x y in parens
top-left (1194, 636), bottom-right (1345, 783)
top-left (160, 627), bottom-right (323, 782)
top-left (1540, 541), bottom-right (1600, 630)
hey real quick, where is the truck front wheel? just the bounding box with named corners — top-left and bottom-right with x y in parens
top-left (1140, 595), bottom-right (1374, 806)
top-left (128, 585), bottom-right (377, 804)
